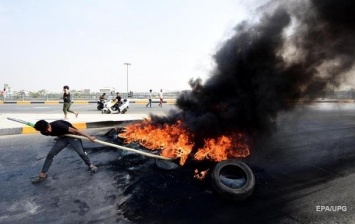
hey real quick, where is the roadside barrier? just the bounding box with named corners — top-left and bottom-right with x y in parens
top-left (0, 99), bottom-right (177, 105)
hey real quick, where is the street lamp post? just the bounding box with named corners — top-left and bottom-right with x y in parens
top-left (124, 63), bottom-right (131, 97)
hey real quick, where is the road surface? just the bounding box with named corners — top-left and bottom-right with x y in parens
top-left (0, 102), bottom-right (355, 223)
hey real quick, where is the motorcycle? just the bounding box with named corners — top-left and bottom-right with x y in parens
top-left (97, 99), bottom-right (105, 110)
top-left (102, 98), bottom-right (129, 114)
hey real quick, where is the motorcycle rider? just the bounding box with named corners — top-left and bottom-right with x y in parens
top-left (112, 92), bottom-right (122, 112)
top-left (97, 93), bottom-right (106, 110)
top-left (99, 93), bottom-right (106, 101)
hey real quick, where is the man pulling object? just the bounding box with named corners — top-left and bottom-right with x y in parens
top-left (32, 119), bottom-right (98, 184)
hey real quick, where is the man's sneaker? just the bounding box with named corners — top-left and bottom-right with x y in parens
top-left (32, 175), bottom-right (47, 184)
top-left (89, 165), bottom-right (98, 173)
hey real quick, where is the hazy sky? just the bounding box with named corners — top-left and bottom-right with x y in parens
top-left (0, 0), bottom-right (252, 93)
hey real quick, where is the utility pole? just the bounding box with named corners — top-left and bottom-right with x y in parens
top-left (124, 63), bottom-right (131, 97)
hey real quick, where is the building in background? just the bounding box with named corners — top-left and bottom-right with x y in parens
top-left (83, 89), bottom-right (90, 94)
top-left (99, 87), bottom-right (115, 99)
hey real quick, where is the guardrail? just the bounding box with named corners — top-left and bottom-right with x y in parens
top-left (2, 91), bottom-right (355, 102)
top-left (0, 91), bottom-right (182, 101)
top-left (0, 99), bottom-right (177, 105)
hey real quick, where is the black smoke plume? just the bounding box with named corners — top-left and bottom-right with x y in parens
top-left (150, 0), bottom-right (355, 151)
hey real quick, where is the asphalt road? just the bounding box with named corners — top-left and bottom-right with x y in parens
top-left (1, 103), bottom-right (355, 223)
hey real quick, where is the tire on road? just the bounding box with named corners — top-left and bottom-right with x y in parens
top-left (155, 158), bottom-right (180, 170)
top-left (211, 159), bottom-right (255, 201)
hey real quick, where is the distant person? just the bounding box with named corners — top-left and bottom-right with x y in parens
top-left (115, 92), bottom-right (122, 102)
top-left (62, 85), bottom-right (78, 119)
top-left (112, 92), bottom-right (122, 112)
top-left (31, 119), bottom-right (98, 184)
top-left (158, 89), bottom-right (163, 107)
top-left (2, 89), bottom-right (6, 101)
top-left (97, 93), bottom-right (106, 110)
top-left (108, 91), bottom-right (115, 100)
top-left (99, 93), bottom-right (106, 101)
top-left (113, 92), bottom-right (122, 105)
top-left (146, 89), bottom-right (152, 108)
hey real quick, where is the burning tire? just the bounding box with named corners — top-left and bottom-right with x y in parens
top-left (155, 158), bottom-right (180, 170)
top-left (211, 159), bottom-right (255, 201)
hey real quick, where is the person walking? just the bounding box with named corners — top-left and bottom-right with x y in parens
top-left (63, 85), bottom-right (78, 119)
top-left (146, 89), bottom-right (152, 108)
top-left (158, 89), bottom-right (163, 107)
top-left (31, 119), bottom-right (98, 184)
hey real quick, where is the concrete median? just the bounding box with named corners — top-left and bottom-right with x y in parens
top-left (0, 113), bottom-right (147, 136)
top-left (1, 121), bottom-right (122, 135)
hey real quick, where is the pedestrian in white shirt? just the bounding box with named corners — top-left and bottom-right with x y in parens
top-left (158, 89), bottom-right (163, 107)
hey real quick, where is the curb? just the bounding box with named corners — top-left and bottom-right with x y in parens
top-left (0, 120), bottom-right (140, 136)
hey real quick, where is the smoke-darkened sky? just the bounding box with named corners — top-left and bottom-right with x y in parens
top-left (152, 0), bottom-right (355, 142)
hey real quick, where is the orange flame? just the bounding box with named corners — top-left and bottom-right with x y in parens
top-left (194, 133), bottom-right (250, 162)
top-left (194, 169), bottom-right (210, 180)
top-left (119, 119), bottom-right (250, 165)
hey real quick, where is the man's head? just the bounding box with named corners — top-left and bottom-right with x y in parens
top-left (34, 120), bottom-right (51, 133)
top-left (63, 85), bottom-right (69, 90)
